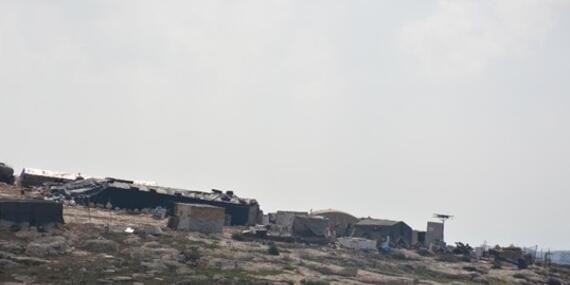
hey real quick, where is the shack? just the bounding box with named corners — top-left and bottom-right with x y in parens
top-left (19, 168), bottom-right (81, 188)
top-left (311, 209), bottom-right (358, 237)
top-left (412, 230), bottom-right (426, 246)
top-left (0, 163), bottom-right (14, 184)
top-left (353, 219), bottom-right (413, 247)
top-left (292, 215), bottom-right (330, 238)
top-left (268, 211), bottom-right (308, 234)
top-left (0, 199), bottom-right (64, 227)
top-left (168, 203), bottom-right (225, 234)
top-left (52, 178), bottom-right (260, 225)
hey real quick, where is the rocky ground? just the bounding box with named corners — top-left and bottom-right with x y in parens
top-left (1, 184), bottom-right (569, 285)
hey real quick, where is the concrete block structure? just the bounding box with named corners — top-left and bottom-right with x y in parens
top-left (426, 222), bottom-right (444, 245)
top-left (168, 203), bottom-right (225, 234)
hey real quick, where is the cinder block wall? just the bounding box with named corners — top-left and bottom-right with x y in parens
top-left (169, 203), bottom-right (225, 234)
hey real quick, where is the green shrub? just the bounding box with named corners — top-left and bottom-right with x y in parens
top-left (268, 242), bottom-right (280, 256)
top-left (301, 279), bottom-right (330, 285)
top-left (231, 232), bottom-right (246, 241)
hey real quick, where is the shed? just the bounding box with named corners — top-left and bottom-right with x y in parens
top-left (353, 219), bottom-right (413, 246)
top-left (168, 203), bottom-right (225, 234)
top-left (412, 230), bottom-right (426, 246)
top-left (292, 215), bottom-right (330, 238)
top-left (19, 168), bottom-right (80, 188)
top-left (0, 199), bottom-right (64, 227)
top-left (311, 209), bottom-right (358, 237)
top-left (270, 211), bottom-right (308, 234)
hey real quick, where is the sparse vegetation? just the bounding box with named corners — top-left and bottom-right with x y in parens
top-left (0, 184), bottom-right (568, 285)
top-left (231, 232), bottom-right (246, 241)
top-left (267, 241), bottom-right (280, 256)
top-left (301, 278), bottom-right (330, 285)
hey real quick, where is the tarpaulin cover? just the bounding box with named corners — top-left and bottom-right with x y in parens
top-left (0, 199), bottom-right (64, 226)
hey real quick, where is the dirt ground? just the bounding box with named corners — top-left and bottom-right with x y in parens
top-left (1, 183), bottom-right (569, 285)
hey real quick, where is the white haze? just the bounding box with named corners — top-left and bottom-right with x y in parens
top-left (1, 0), bottom-right (570, 250)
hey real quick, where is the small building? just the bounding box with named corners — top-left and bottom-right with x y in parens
top-left (0, 199), bottom-right (64, 227)
top-left (0, 163), bottom-right (14, 184)
top-left (426, 222), bottom-right (444, 245)
top-left (353, 219), bottom-right (413, 246)
top-left (19, 168), bottom-right (81, 188)
top-left (168, 203), bottom-right (225, 234)
top-left (291, 215), bottom-right (330, 238)
top-left (412, 230), bottom-right (426, 246)
top-left (269, 211), bottom-right (308, 234)
top-left (311, 209), bottom-right (358, 237)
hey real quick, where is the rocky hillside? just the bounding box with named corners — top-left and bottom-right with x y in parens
top-left (0, 184), bottom-right (569, 285)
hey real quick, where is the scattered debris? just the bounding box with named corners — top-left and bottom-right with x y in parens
top-left (242, 224), bottom-right (269, 238)
top-left (452, 242), bottom-right (473, 256)
top-left (489, 245), bottom-right (533, 269)
top-left (337, 237), bottom-right (377, 251)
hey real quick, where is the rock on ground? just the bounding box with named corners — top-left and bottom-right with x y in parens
top-left (82, 239), bottom-right (119, 253)
top-left (25, 236), bottom-right (68, 257)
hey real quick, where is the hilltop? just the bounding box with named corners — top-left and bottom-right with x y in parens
top-left (1, 184), bottom-right (569, 285)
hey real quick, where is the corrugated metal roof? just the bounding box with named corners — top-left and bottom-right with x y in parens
top-left (21, 168), bottom-right (80, 180)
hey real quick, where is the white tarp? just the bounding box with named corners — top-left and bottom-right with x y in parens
top-left (338, 237), bottom-right (377, 251)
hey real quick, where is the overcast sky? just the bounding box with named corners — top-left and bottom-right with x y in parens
top-left (1, 0), bottom-right (570, 250)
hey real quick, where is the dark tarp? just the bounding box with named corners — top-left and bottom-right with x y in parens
top-left (55, 180), bottom-right (260, 226)
top-left (0, 199), bottom-right (64, 226)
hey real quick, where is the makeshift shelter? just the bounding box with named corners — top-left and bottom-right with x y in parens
top-left (52, 178), bottom-right (260, 225)
top-left (291, 215), bottom-right (330, 238)
top-left (353, 219), bottom-right (413, 247)
top-left (268, 211), bottom-right (308, 234)
top-left (168, 203), bottom-right (225, 234)
top-left (0, 163), bottom-right (14, 184)
top-left (19, 168), bottom-right (81, 187)
top-left (0, 199), bottom-right (63, 226)
top-left (311, 209), bottom-right (358, 237)
top-left (412, 230), bottom-right (426, 246)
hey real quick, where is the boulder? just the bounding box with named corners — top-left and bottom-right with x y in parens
top-left (82, 239), bottom-right (119, 253)
top-left (25, 236), bottom-right (68, 257)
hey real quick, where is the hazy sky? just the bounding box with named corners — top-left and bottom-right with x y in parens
top-left (1, 0), bottom-right (570, 249)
